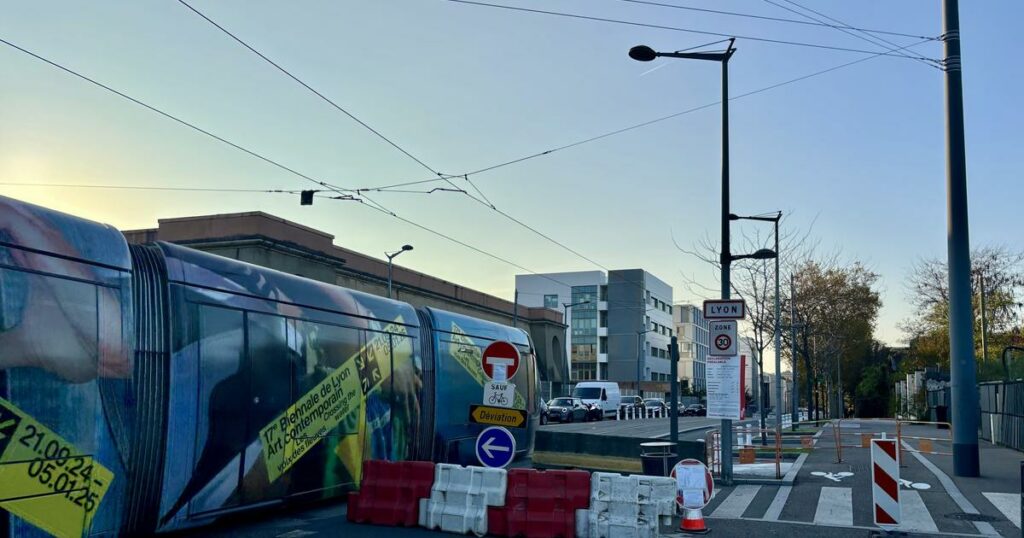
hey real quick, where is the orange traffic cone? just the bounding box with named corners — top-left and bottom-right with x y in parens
top-left (680, 507), bottom-right (710, 534)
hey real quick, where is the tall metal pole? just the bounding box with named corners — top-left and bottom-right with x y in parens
top-left (774, 217), bottom-right (783, 431)
top-left (791, 273), bottom-right (798, 427)
top-left (944, 0), bottom-right (979, 477)
top-left (637, 331), bottom-right (644, 398)
top-left (719, 47), bottom-right (734, 485)
top-left (387, 257), bottom-right (394, 299)
top-left (513, 289), bottom-right (519, 328)
top-left (671, 336), bottom-right (680, 444)
top-left (980, 274), bottom-right (988, 362)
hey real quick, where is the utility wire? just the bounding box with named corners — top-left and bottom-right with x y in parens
top-left (175, 0), bottom-right (454, 182)
top-left (177, 0), bottom-right (624, 279)
top-left (0, 182), bottom-right (303, 193)
top-left (444, 0), bottom-right (939, 61)
top-left (0, 37), bottom-right (360, 202)
top-left (762, 0), bottom-right (941, 69)
top-left (402, 37), bottom-right (935, 184)
top-left (0, 36), bottom-right (582, 290)
top-left (614, 0), bottom-right (935, 41)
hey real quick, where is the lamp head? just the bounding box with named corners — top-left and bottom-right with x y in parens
top-left (629, 45), bottom-right (657, 62)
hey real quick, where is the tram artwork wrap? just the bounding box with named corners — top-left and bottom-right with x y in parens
top-left (0, 195), bottom-right (538, 537)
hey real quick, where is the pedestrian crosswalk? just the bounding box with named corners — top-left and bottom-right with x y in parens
top-left (705, 483), bottom-right (1020, 534)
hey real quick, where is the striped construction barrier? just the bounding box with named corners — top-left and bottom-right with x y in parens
top-left (348, 460), bottom-right (680, 537)
top-left (870, 439), bottom-right (901, 529)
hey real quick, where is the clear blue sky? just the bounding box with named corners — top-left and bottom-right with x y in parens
top-left (2, 1), bottom-right (1021, 364)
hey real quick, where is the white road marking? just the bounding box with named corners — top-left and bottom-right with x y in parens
top-left (982, 492), bottom-right (1021, 528)
top-left (275, 531), bottom-right (317, 538)
top-left (899, 490), bottom-right (939, 533)
top-left (901, 440), bottom-right (999, 536)
top-left (813, 487), bottom-right (853, 527)
top-left (711, 485), bottom-right (761, 518)
top-left (762, 485), bottom-right (791, 521)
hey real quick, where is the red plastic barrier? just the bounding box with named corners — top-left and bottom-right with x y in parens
top-left (488, 468), bottom-right (591, 538)
top-left (347, 460), bottom-right (436, 527)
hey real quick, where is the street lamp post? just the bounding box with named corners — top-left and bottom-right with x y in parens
top-left (730, 212), bottom-right (783, 434)
top-left (630, 38), bottom-right (744, 483)
top-left (385, 244), bottom-right (413, 299)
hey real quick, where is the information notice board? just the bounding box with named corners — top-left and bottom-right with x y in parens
top-left (706, 354), bottom-right (741, 420)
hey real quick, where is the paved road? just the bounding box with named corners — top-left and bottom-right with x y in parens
top-left (180, 419), bottom-right (1024, 537)
top-left (540, 415), bottom-right (756, 441)
top-left (704, 419), bottom-right (1020, 536)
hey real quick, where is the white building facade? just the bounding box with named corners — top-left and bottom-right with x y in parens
top-left (516, 269), bottom-right (674, 394)
top-left (673, 304), bottom-right (708, 392)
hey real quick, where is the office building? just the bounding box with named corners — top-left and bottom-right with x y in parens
top-left (673, 304), bottom-right (708, 392)
top-left (515, 269), bottom-right (674, 396)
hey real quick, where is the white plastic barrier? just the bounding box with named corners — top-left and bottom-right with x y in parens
top-left (576, 472), bottom-right (676, 538)
top-left (418, 464), bottom-right (507, 536)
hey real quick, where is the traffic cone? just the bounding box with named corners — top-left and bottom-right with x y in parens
top-left (679, 507), bottom-right (710, 534)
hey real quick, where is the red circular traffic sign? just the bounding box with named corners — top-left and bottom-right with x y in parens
top-left (670, 458), bottom-right (714, 509)
top-left (715, 334), bottom-right (732, 351)
top-left (482, 341), bottom-right (521, 380)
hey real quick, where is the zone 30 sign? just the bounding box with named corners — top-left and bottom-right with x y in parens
top-left (709, 321), bottom-right (738, 356)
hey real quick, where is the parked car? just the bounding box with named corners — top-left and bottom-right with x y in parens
top-left (619, 395), bottom-right (645, 418)
top-left (572, 381), bottom-right (621, 419)
top-left (546, 397), bottom-right (589, 423)
top-left (643, 398), bottom-right (669, 416)
top-left (683, 404), bottom-right (706, 417)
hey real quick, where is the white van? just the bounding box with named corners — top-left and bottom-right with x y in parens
top-left (572, 382), bottom-right (621, 419)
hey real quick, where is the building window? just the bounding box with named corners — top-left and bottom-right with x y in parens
top-left (599, 363), bottom-right (608, 380)
top-left (599, 285), bottom-right (608, 301)
top-left (599, 310), bottom-right (608, 328)
top-left (599, 336), bottom-right (608, 354)
top-left (544, 294), bottom-right (558, 309)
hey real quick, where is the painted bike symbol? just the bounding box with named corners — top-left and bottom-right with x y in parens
top-left (811, 471), bottom-right (853, 482)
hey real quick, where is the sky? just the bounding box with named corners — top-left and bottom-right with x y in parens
top-left (2, 1), bottom-right (1022, 371)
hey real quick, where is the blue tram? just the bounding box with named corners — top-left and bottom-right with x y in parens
top-left (0, 195), bottom-right (538, 537)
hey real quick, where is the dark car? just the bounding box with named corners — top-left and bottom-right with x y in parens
top-left (619, 395), bottom-right (645, 418)
top-left (683, 404), bottom-right (706, 417)
top-left (546, 397), bottom-right (588, 423)
top-left (643, 398), bottom-right (669, 417)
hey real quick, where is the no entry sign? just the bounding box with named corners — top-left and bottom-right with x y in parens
top-left (482, 341), bottom-right (520, 381)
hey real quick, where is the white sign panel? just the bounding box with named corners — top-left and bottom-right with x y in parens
top-left (483, 381), bottom-right (517, 409)
top-left (703, 300), bottom-right (747, 319)
top-left (706, 355), bottom-right (741, 420)
top-left (709, 321), bottom-right (737, 356)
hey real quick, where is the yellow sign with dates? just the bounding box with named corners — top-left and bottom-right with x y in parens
top-left (259, 320), bottom-right (406, 483)
top-left (0, 398), bottom-right (114, 538)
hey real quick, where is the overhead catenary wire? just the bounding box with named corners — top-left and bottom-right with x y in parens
top-left (614, 0), bottom-right (936, 41)
top-left (444, 0), bottom-right (940, 61)
top-left (0, 36), bottom-right (583, 291)
top-left (366, 35), bottom-right (935, 192)
top-left (175, 0), bottom-right (478, 201)
top-left (0, 182), bottom-right (305, 193)
top-left (761, 0), bottom-right (941, 69)
top-left (177, 0), bottom-right (633, 281)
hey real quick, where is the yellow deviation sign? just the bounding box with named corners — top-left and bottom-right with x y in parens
top-left (469, 405), bottom-right (528, 428)
top-left (259, 320), bottom-right (406, 483)
top-left (0, 398), bottom-right (114, 538)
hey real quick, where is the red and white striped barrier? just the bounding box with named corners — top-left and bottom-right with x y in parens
top-left (870, 439), bottom-right (901, 529)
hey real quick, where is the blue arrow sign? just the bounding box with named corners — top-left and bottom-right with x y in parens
top-left (475, 426), bottom-right (516, 468)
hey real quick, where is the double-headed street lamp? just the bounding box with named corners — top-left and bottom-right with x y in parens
top-left (731, 212), bottom-right (783, 435)
top-left (630, 38), bottom-right (744, 482)
top-left (385, 244), bottom-right (413, 299)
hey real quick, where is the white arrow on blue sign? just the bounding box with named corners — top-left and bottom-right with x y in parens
top-left (475, 426), bottom-right (516, 468)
